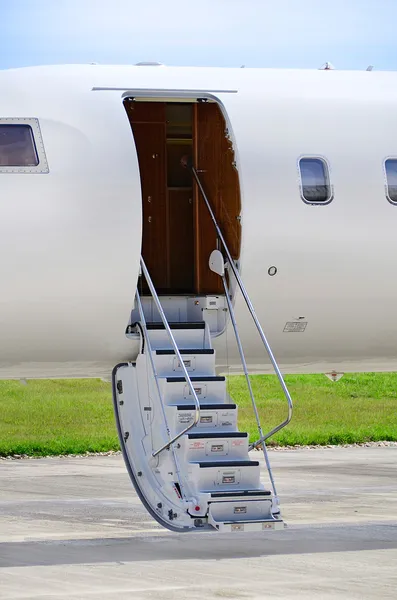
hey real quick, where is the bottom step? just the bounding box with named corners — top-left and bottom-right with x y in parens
top-left (209, 498), bottom-right (273, 524)
top-left (210, 490), bottom-right (271, 499)
top-left (211, 519), bottom-right (284, 533)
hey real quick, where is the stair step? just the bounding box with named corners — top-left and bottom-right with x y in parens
top-left (159, 376), bottom-right (227, 406)
top-left (208, 498), bottom-right (273, 525)
top-left (146, 321), bottom-right (205, 330)
top-left (167, 403), bottom-right (237, 434)
top-left (210, 520), bottom-right (284, 532)
top-left (198, 460), bottom-right (259, 468)
top-left (166, 376), bottom-right (225, 383)
top-left (178, 431), bottom-right (248, 461)
top-left (144, 322), bottom-right (209, 351)
top-left (155, 349), bottom-right (214, 355)
top-left (153, 349), bottom-right (216, 377)
top-left (188, 460), bottom-right (261, 492)
top-left (211, 490), bottom-right (271, 498)
top-left (188, 432), bottom-right (247, 440)
top-left (175, 403), bottom-right (236, 410)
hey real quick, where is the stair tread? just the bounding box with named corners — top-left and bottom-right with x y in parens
top-left (210, 490), bottom-right (271, 498)
top-left (175, 403), bottom-right (236, 410)
top-left (146, 321), bottom-right (205, 330)
top-left (166, 376), bottom-right (225, 383)
top-left (188, 432), bottom-right (247, 440)
top-left (197, 460), bottom-right (259, 468)
top-left (156, 349), bottom-right (214, 355)
top-left (216, 519), bottom-right (278, 525)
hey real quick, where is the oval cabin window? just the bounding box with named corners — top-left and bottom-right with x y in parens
top-left (299, 158), bottom-right (332, 204)
top-left (385, 159), bottom-right (397, 204)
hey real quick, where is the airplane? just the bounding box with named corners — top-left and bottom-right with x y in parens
top-left (1, 63), bottom-right (396, 532)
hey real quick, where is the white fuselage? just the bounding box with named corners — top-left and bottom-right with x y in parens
top-left (1, 64), bottom-right (397, 378)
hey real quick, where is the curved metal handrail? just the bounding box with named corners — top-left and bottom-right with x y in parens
top-left (191, 167), bottom-right (293, 447)
top-left (139, 257), bottom-right (201, 458)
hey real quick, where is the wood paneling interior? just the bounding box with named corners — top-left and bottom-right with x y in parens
top-left (194, 103), bottom-right (241, 294)
top-left (124, 99), bottom-right (241, 296)
top-left (125, 101), bottom-right (194, 293)
top-left (132, 122), bottom-right (168, 290)
top-left (126, 101), bottom-right (166, 124)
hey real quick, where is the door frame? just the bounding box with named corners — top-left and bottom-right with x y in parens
top-left (121, 89), bottom-right (242, 299)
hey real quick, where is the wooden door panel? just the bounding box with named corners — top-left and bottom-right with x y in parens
top-left (131, 121), bottom-right (168, 290)
top-left (195, 103), bottom-right (241, 294)
top-left (220, 135), bottom-right (241, 259)
top-left (195, 103), bottom-right (222, 294)
top-left (125, 101), bottom-right (166, 124)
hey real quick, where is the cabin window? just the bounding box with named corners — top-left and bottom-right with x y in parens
top-left (0, 119), bottom-right (49, 174)
top-left (0, 125), bottom-right (38, 167)
top-left (385, 159), bottom-right (397, 204)
top-left (299, 157), bottom-right (332, 204)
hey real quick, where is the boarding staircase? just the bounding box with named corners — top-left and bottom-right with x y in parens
top-left (112, 168), bottom-right (293, 532)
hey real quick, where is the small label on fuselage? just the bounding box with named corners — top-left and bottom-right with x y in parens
top-left (283, 322), bottom-right (307, 333)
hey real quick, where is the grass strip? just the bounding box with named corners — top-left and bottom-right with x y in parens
top-left (229, 373), bottom-right (397, 446)
top-left (0, 379), bottom-right (118, 457)
top-left (0, 373), bottom-right (396, 456)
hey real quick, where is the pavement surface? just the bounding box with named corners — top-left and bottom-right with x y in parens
top-left (0, 446), bottom-right (396, 599)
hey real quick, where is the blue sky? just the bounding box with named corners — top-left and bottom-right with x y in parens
top-left (1, 0), bottom-right (397, 71)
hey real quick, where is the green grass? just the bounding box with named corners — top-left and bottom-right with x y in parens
top-left (0, 373), bottom-right (396, 456)
top-left (228, 373), bottom-right (397, 446)
top-left (0, 379), bottom-right (119, 457)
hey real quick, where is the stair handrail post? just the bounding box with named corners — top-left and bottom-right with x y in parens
top-left (191, 167), bottom-right (293, 446)
top-left (139, 257), bottom-right (201, 457)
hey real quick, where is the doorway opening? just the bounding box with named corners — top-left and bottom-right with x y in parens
top-left (124, 98), bottom-right (241, 296)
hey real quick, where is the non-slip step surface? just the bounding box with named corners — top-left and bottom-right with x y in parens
top-left (210, 490), bottom-right (271, 498)
top-left (188, 432), bottom-right (247, 440)
top-left (221, 520), bottom-right (275, 525)
top-left (175, 403), bottom-right (236, 410)
top-left (156, 349), bottom-right (214, 355)
top-left (198, 461), bottom-right (259, 468)
top-left (166, 376), bottom-right (225, 383)
top-left (146, 322), bottom-right (205, 330)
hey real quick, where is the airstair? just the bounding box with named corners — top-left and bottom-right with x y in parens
top-left (112, 168), bottom-right (293, 532)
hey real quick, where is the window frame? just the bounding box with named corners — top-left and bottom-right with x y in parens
top-left (383, 157), bottom-right (397, 205)
top-left (298, 155), bottom-right (333, 205)
top-left (0, 118), bottom-right (49, 174)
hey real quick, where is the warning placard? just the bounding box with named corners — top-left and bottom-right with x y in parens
top-left (283, 322), bottom-right (307, 333)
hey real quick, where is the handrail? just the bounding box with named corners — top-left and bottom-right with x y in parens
top-left (220, 273), bottom-right (278, 499)
top-left (222, 275), bottom-right (278, 500)
top-left (139, 257), bottom-right (201, 457)
top-left (191, 166), bottom-right (293, 447)
top-left (135, 290), bottom-right (186, 498)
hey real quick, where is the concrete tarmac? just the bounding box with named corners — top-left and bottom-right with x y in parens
top-left (0, 446), bottom-right (396, 599)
